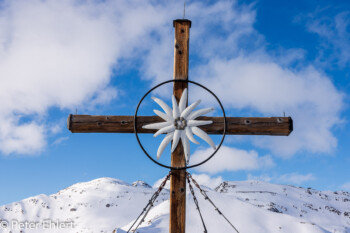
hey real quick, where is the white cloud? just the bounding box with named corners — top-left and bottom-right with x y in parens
top-left (0, 120), bottom-right (45, 155)
top-left (0, 0), bottom-right (177, 155)
top-left (52, 136), bottom-right (69, 146)
top-left (192, 146), bottom-right (274, 174)
top-left (191, 173), bottom-right (223, 189)
top-left (0, 0), bottom-right (121, 154)
top-left (138, 0), bottom-right (345, 158)
top-left (194, 55), bottom-right (343, 157)
top-left (0, 0), bottom-right (344, 159)
top-left (248, 173), bottom-right (316, 185)
top-left (141, 0), bottom-right (258, 84)
top-left (247, 173), bottom-right (272, 183)
top-left (340, 182), bottom-right (350, 192)
top-left (0, 0), bottom-right (267, 156)
top-left (305, 10), bottom-right (350, 67)
top-left (277, 173), bottom-right (315, 185)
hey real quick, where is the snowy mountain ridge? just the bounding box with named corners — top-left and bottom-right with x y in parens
top-left (0, 177), bottom-right (349, 233)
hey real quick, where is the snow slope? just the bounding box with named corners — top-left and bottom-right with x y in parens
top-left (0, 177), bottom-right (349, 233)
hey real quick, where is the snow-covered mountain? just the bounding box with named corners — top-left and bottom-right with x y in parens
top-left (0, 177), bottom-right (349, 233)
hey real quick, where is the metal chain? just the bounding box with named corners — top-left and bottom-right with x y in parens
top-left (127, 172), bottom-right (171, 233)
top-left (187, 173), bottom-right (240, 233)
top-left (187, 173), bottom-right (208, 233)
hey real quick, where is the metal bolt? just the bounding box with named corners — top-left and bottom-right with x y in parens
top-left (174, 117), bottom-right (187, 130)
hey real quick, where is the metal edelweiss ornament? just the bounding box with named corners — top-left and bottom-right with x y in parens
top-left (142, 88), bottom-right (216, 163)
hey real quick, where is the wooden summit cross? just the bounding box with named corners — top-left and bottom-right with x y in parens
top-left (68, 19), bottom-right (293, 233)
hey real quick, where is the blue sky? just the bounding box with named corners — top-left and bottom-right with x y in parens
top-left (0, 0), bottom-right (350, 205)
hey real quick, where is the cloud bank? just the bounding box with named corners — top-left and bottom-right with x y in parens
top-left (192, 146), bottom-right (274, 174)
top-left (0, 0), bottom-right (120, 154)
top-left (0, 0), bottom-right (345, 158)
top-left (304, 9), bottom-right (350, 68)
top-left (247, 172), bottom-right (316, 185)
top-left (0, 0), bottom-right (177, 155)
top-left (139, 0), bottom-right (344, 157)
top-left (341, 182), bottom-right (350, 192)
top-left (195, 58), bottom-right (343, 156)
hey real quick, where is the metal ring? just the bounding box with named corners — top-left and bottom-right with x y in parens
top-left (134, 79), bottom-right (226, 170)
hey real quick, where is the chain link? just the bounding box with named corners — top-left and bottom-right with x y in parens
top-left (187, 173), bottom-right (240, 233)
top-left (125, 172), bottom-right (239, 233)
top-left (127, 172), bottom-right (171, 233)
top-left (187, 173), bottom-right (208, 233)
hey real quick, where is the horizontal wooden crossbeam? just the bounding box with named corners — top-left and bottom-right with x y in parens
top-left (68, 115), bottom-right (293, 136)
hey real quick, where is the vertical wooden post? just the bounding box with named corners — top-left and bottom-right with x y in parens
top-left (170, 19), bottom-right (191, 233)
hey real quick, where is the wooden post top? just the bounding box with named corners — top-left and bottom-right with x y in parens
top-left (173, 19), bottom-right (192, 28)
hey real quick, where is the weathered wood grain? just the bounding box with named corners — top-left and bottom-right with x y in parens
top-left (170, 19), bottom-right (191, 233)
top-left (68, 115), bottom-right (293, 136)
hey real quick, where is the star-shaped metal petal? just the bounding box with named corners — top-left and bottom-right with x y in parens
top-left (143, 89), bottom-right (216, 163)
